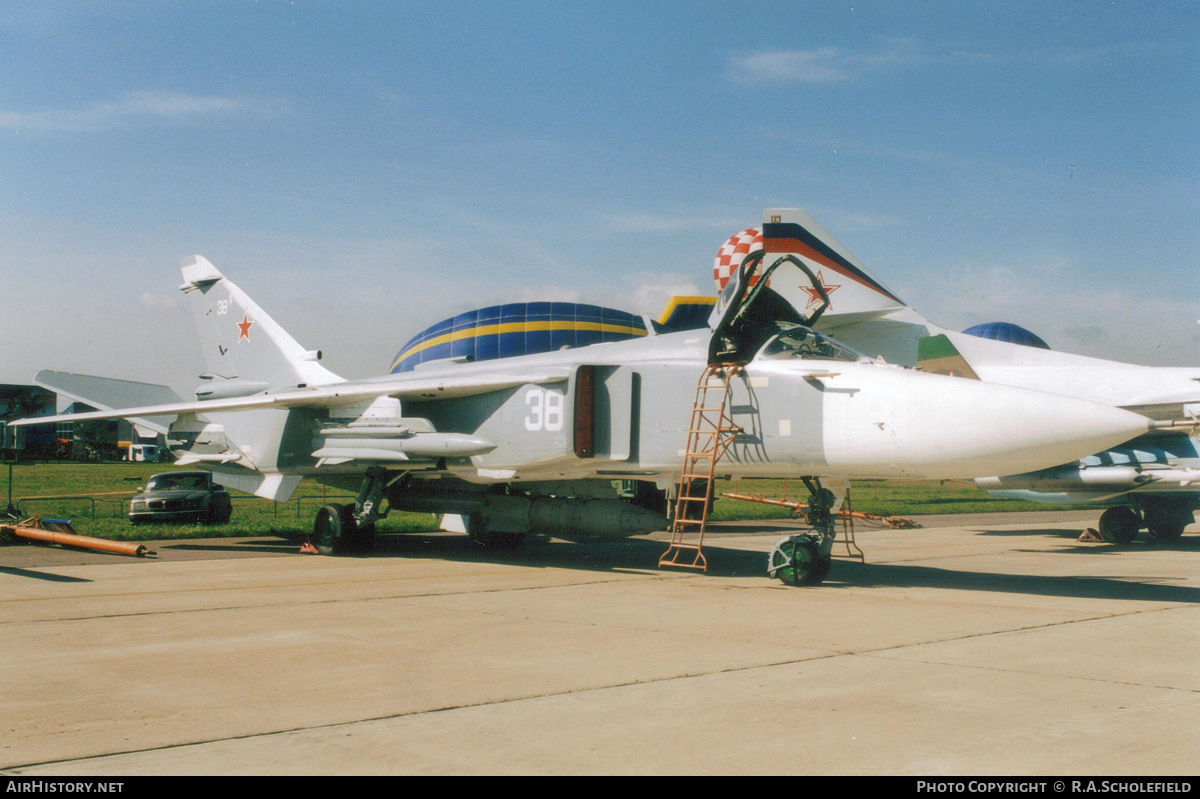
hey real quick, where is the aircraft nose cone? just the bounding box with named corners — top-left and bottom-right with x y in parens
top-left (963, 392), bottom-right (1149, 478)
top-left (821, 369), bottom-right (1151, 479)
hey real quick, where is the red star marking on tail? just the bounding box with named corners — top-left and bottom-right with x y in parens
top-left (801, 271), bottom-right (841, 309)
top-left (237, 313), bottom-right (254, 341)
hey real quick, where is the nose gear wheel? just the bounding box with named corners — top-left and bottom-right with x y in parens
top-left (767, 534), bottom-right (832, 586)
top-left (766, 477), bottom-right (838, 585)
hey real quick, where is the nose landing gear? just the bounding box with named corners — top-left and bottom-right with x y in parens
top-left (767, 477), bottom-right (836, 586)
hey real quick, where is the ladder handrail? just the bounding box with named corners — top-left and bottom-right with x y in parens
top-left (659, 362), bottom-right (743, 572)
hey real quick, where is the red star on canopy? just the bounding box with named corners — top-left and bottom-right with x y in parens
top-left (800, 271), bottom-right (841, 309)
top-left (237, 313), bottom-right (254, 341)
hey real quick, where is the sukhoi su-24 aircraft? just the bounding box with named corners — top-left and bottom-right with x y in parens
top-left (13, 210), bottom-right (1153, 584)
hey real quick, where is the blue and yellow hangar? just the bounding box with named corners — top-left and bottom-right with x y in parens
top-left (389, 298), bottom-right (716, 373)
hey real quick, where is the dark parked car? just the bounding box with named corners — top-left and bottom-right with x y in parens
top-left (129, 471), bottom-right (233, 525)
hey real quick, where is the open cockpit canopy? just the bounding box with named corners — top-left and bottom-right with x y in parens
top-left (708, 251), bottom-right (835, 364)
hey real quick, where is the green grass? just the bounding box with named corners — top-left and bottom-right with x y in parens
top-left (0, 463), bottom-right (1082, 542)
top-left (1, 462), bottom-right (440, 541)
top-left (714, 477), bottom-right (1082, 521)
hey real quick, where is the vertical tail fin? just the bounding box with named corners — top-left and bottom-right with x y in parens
top-left (179, 256), bottom-right (342, 391)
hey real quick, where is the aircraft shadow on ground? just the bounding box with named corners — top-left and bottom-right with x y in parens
top-left (354, 533), bottom-right (774, 579)
top-left (0, 566), bottom-right (91, 583)
top-left (161, 539), bottom-right (307, 555)
top-left (311, 532), bottom-right (1200, 603)
top-left (140, 531), bottom-right (1200, 604)
top-left (969, 527), bottom-right (1200, 554)
top-left (825, 559), bottom-right (1200, 603)
top-left (972, 527), bottom-right (1093, 538)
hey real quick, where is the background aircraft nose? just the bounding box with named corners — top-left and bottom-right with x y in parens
top-left (821, 370), bottom-right (1151, 479)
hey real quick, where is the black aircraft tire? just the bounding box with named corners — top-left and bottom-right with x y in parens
top-left (1098, 507), bottom-right (1139, 545)
top-left (770, 537), bottom-right (828, 586)
top-left (313, 504), bottom-right (346, 556)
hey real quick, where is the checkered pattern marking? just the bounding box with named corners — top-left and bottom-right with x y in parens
top-left (713, 227), bottom-right (762, 292)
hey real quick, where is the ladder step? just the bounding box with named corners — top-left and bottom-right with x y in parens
top-left (661, 361), bottom-right (744, 573)
top-left (658, 544), bottom-right (708, 572)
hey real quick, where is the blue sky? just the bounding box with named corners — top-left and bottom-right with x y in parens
top-left (2, 1), bottom-right (1198, 391)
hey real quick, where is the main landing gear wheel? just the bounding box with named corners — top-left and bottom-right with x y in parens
top-left (312, 504), bottom-right (348, 555)
top-left (312, 503), bottom-right (375, 555)
top-left (767, 535), bottom-right (831, 586)
top-left (1098, 506), bottom-right (1140, 545)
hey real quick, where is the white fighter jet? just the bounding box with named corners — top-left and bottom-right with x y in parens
top-left (12, 214), bottom-right (1151, 583)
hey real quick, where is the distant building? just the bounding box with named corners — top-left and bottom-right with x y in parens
top-left (0, 373), bottom-right (180, 461)
top-left (0, 383), bottom-right (57, 458)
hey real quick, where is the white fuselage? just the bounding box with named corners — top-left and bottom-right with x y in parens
top-left (324, 330), bottom-right (1152, 486)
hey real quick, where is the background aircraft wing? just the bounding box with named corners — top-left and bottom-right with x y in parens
top-left (33, 369), bottom-right (184, 437)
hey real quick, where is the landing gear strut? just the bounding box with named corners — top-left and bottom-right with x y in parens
top-left (767, 477), bottom-right (836, 586)
top-left (310, 467), bottom-right (392, 555)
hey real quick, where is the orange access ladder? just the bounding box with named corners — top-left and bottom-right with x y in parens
top-left (659, 362), bottom-right (743, 572)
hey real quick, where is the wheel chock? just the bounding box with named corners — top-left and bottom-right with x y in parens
top-left (299, 541), bottom-right (319, 555)
top-left (1077, 528), bottom-right (1104, 543)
